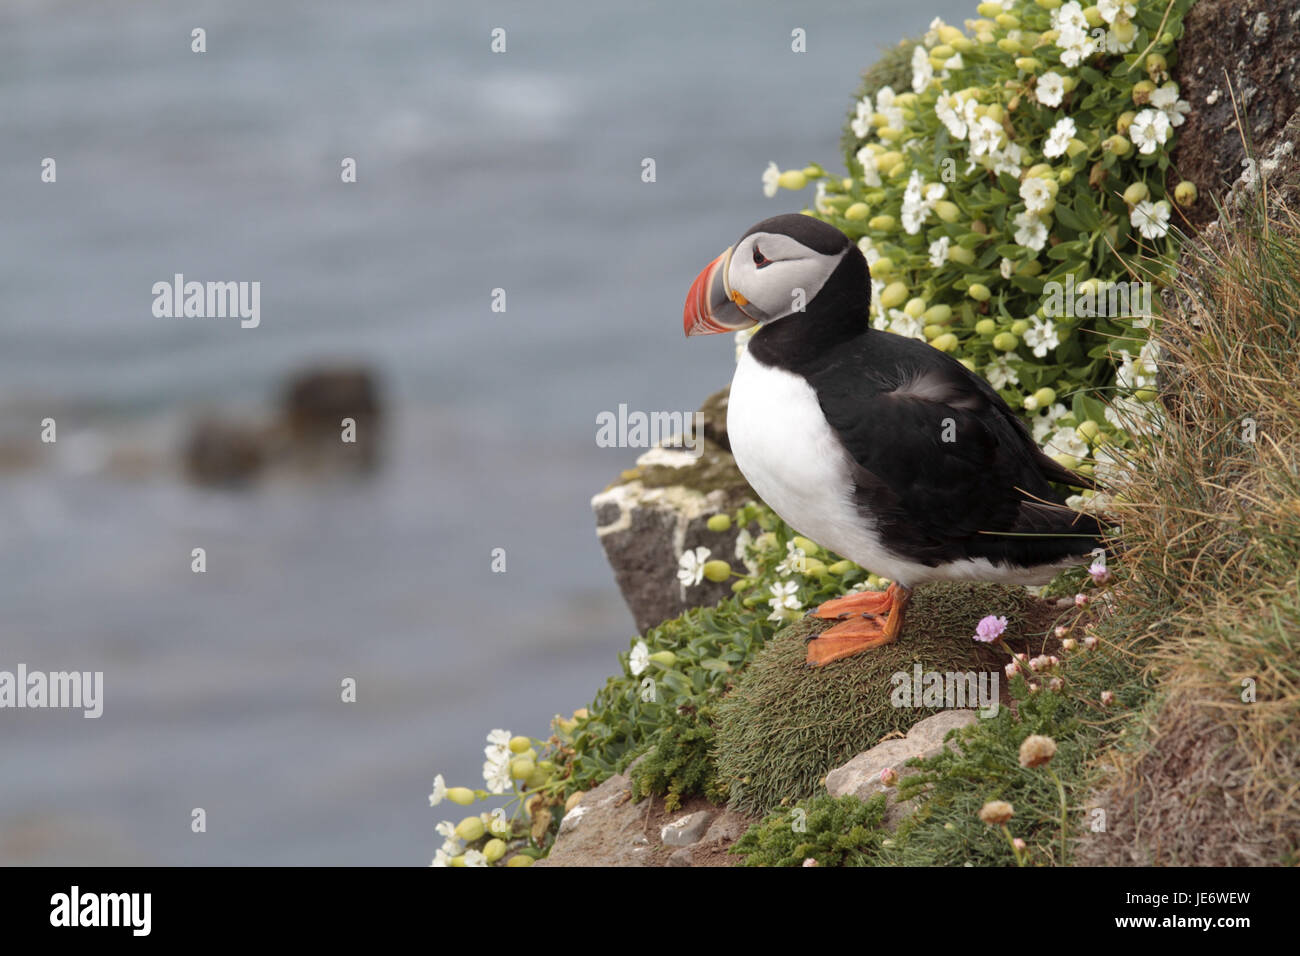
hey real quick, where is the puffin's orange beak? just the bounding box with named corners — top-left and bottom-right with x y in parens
top-left (683, 247), bottom-right (758, 337)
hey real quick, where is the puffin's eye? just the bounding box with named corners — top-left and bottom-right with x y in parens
top-left (752, 244), bottom-right (771, 268)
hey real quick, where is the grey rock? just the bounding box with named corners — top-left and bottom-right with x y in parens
top-left (592, 387), bottom-right (756, 632)
top-left (660, 810), bottom-right (714, 847)
top-left (825, 710), bottom-right (979, 828)
top-left (666, 848), bottom-right (694, 867)
top-left (534, 773), bottom-right (653, 867)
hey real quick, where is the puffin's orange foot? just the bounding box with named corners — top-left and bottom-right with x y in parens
top-left (805, 584), bottom-right (912, 667)
top-left (812, 583), bottom-right (896, 620)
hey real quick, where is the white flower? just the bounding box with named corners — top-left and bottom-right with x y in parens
top-left (924, 17), bottom-right (945, 47)
top-left (1020, 176), bottom-right (1054, 215)
top-left (762, 162), bottom-right (780, 198)
top-left (970, 116), bottom-right (1005, 161)
top-left (1097, 0), bottom-right (1135, 24)
top-left (889, 310), bottom-right (927, 341)
top-left (429, 774), bottom-right (448, 807)
top-left (935, 90), bottom-right (969, 140)
top-left (677, 546), bottom-right (710, 587)
top-left (912, 44), bottom-right (934, 94)
top-left (1130, 199), bottom-right (1171, 239)
top-left (1053, 2), bottom-right (1095, 67)
top-left (1036, 71), bottom-right (1065, 108)
top-left (875, 87), bottom-right (904, 133)
top-left (1014, 211), bottom-right (1048, 252)
top-left (985, 354), bottom-right (1020, 390)
top-left (431, 848), bottom-right (454, 867)
top-left (1000, 257), bottom-right (1015, 280)
top-left (483, 753), bottom-right (512, 794)
top-left (436, 820), bottom-right (459, 847)
top-left (629, 640), bottom-right (650, 676)
top-left (857, 235), bottom-right (880, 265)
top-left (928, 236), bottom-right (951, 268)
top-left (813, 179), bottom-right (833, 215)
top-left (990, 141), bottom-right (1024, 178)
top-left (484, 728), bottom-right (511, 762)
top-left (1024, 316), bottom-right (1060, 357)
top-left (1043, 116), bottom-right (1076, 158)
top-left (776, 541), bottom-right (807, 576)
top-left (850, 97), bottom-right (874, 139)
top-left (1032, 403), bottom-right (1069, 441)
top-left (1129, 109), bottom-right (1171, 155)
top-left (855, 146), bottom-right (882, 187)
top-left (767, 580), bottom-right (802, 622)
top-left (463, 849), bottom-right (488, 867)
top-left (1151, 83), bottom-right (1191, 127)
top-left (1045, 427), bottom-right (1089, 460)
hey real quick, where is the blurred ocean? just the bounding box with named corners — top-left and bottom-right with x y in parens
top-left (0, 0), bottom-right (975, 864)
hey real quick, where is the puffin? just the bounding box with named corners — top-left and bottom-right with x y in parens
top-left (683, 213), bottom-right (1104, 666)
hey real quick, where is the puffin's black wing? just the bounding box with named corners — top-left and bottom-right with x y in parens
top-left (805, 330), bottom-right (1102, 570)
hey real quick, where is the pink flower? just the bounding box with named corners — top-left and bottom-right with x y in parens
top-left (1012, 837), bottom-right (1027, 851)
top-left (1100, 691), bottom-right (1115, 706)
top-left (1028, 683), bottom-right (1040, 694)
top-left (802, 857), bottom-right (819, 867)
top-left (1074, 593), bottom-right (1089, 607)
top-left (880, 767), bottom-right (898, 786)
top-left (1061, 638), bottom-right (1077, 651)
top-left (1049, 677), bottom-right (1064, 691)
top-left (974, 614), bottom-right (1009, 642)
top-left (1005, 661), bottom-right (1021, 679)
top-left (1089, 562), bottom-right (1111, 585)
top-left (1054, 625), bottom-right (1070, 639)
top-left (1083, 636), bottom-right (1098, 650)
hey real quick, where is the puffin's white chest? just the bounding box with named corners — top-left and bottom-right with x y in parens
top-left (726, 350), bottom-right (874, 565)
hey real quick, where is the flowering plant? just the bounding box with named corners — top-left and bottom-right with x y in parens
top-left (764, 0), bottom-right (1196, 508)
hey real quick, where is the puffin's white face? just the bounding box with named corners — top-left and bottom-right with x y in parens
top-left (683, 219), bottom-right (850, 337)
top-left (724, 231), bottom-right (847, 325)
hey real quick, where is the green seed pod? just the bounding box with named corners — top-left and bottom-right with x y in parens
top-left (706, 513), bottom-right (732, 533)
top-left (702, 560), bottom-right (732, 583)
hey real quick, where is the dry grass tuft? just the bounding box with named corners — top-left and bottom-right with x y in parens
top-left (1079, 193), bottom-right (1300, 865)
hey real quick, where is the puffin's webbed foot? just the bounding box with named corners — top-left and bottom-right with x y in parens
top-left (805, 584), bottom-right (912, 666)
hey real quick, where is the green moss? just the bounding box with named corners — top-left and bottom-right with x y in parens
top-left (630, 706), bottom-right (727, 812)
top-left (713, 582), bottom-right (1031, 815)
top-left (731, 792), bottom-right (889, 867)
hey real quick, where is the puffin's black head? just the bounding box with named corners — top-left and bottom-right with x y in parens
top-left (683, 214), bottom-right (861, 337)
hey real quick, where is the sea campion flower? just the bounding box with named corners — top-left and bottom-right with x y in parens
top-left (1151, 82), bottom-right (1190, 128)
top-left (1014, 211), bottom-right (1048, 252)
top-left (1043, 117), bottom-right (1076, 159)
top-left (985, 353), bottom-right (1020, 390)
top-left (776, 541), bottom-right (808, 576)
top-left (1020, 177), bottom-right (1054, 215)
top-left (629, 640), bottom-right (650, 677)
top-left (928, 235), bottom-right (951, 267)
top-left (428, 774), bottom-right (448, 807)
top-left (677, 546), bottom-right (710, 587)
top-left (974, 614), bottom-right (1008, 642)
top-left (1023, 317), bottom-right (1060, 357)
top-left (483, 754), bottom-right (511, 795)
top-left (912, 44), bottom-right (934, 93)
top-left (1129, 109), bottom-right (1171, 155)
top-left (762, 161), bottom-right (780, 198)
top-left (768, 580), bottom-right (802, 622)
top-left (463, 849), bottom-right (488, 867)
top-left (1131, 199), bottom-right (1171, 239)
top-left (1035, 71), bottom-right (1065, 108)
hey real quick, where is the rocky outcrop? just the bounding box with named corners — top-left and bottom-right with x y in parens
top-left (182, 365), bottom-right (383, 486)
top-left (825, 709), bottom-right (979, 828)
top-left (533, 772), bottom-right (657, 867)
top-left (592, 388), bottom-right (756, 633)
